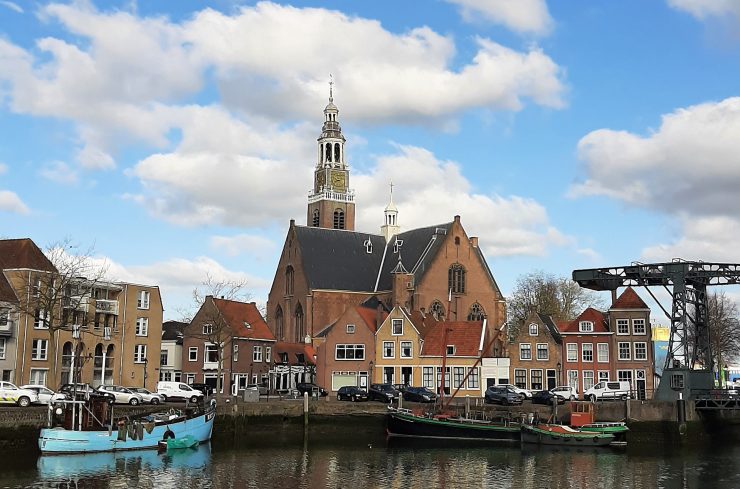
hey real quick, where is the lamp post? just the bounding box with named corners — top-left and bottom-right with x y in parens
top-left (143, 356), bottom-right (148, 389)
top-left (369, 360), bottom-right (374, 385)
top-left (556, 362), bottom-right (562, 386)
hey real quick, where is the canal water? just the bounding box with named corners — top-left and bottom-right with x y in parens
top-left (2, 426), bottom-right (740, 489)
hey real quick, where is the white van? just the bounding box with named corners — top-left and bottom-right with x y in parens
top-left (156, 382), bottom-right (204, 403)
top-left (584, 381), bottom-right (631, 401)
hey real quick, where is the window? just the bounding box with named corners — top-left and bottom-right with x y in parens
top-left (137, 290), bottom-right (150, 309)
top-left (567, 370), bottom-right (579, 391)
top-left (423, 367), bottom-right (434, 388)
top-left (467, 303), bottom-right (485, 321)
top-left (285, 266), bottom-right (294, 296)
top-left (530, 369), bottom-right (543, 390)
top-left (391, 319), bottom-right (403, 335)
top-left (536, 343), bottom-right (549, 361)
top-left (188, 347), bottom-right (198, 362)
top-left (633, 319), bottom-right (646, 335)
top-left (514, 369), bottom-right (527, 389)
top-left (30, 369), bottom-right (47, 386)
top-left (454, 367), bottom-right (465, 388)
top-left (134, 344), bottom-right (147, 363)
top-left (448, 264), bottom-right (466, 294)
top-left (135, 317), bottom-right (148, 336)
top-left (583, 371), bottom-right (595, 391)
top-left (634, 342), bottom-right (648, 360)
top-left (275, 306), bottom-right (284, 340)
top-left (598, 371), bottom-right (610, 382)
top-left (233, 343), bottom-right (239, 362)
top-left (265, 346), bottom-right (271, 363)
top-left (446, 345), bottom-right (455, 356)
top-left (383, 341), bottom-right (394, 358)
top-left (33, 277), bottom-right (41, 297)
top-left (346, 324), bottom-right (355, 334)
top-left (333, 209), bottom-right (345, 229)
top-left (566, 343), bottom-right (577, 362)
top-left (618, 370), bottom-right (633, 384)
top-left (618, 342), bottom-right (631, 360)
top-left (597, 343), bottom-right (609, 363)
top-left (364, 239), bottom-right (372, 254)
top-left (617, 319), bottom-right (629, 335)
top-left (0, 307), bottom-right (9, 326)
top-left (430, 301), bottom-right (445, 320)
top-left (393, 239), bottom-right (403, 254)
top-left (582, 343), bottom-right (593, 362)
top-left (519, 343), bottom-right (532, 360)
top-left (579, 321), bottom-right (593, 332)
top-left (253, 346), bottom-right (263, 362)
top-left (202, 323), bottom-right (213, 335)
top-left (160, 350), bottom-right (168, 366)
top-left (0, 338), bottom-right (5, 359)
top-left (335, 344), bottom-right (365, 360)
top-left (383, 366), bottom-right (394, 384)
top-left (400, 341), bottom-right (412, 358)
top-left (32, 339), bottom-right (48, 360)
top-left (34, 309), bottom-right (48, 329)
top-left (295, 303), bottom-right (305, 343)
top-left (671, 373), bottom-right (685, 389)
top-left (467, 368), bottom-right (479, 389)
top-left (529, 323), bottom-right (538, 336)
top-left (312, 209), bottom-right (320, 227)
top-left (205, 344), bottom-right (218, 363)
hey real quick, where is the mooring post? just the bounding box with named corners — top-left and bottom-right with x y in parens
top-left (398, 393), bottom-right (403, 410)
top-left (552, 396), bottom-right (558, 423)
top-left (465, 395), bottom-right (470, 418)
top-left (304, 391), bottom-right (309, 427)
top-left (625, 397), bottom-right (631, 420)
top-left (677, 392), bottom-right (687, 435)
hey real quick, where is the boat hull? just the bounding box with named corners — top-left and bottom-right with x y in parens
top-left (39, 409), bottom-right (215, 454)
top-left (521, 424), bottom-right (615, 447)
top-left (387, 410), bottom-right (520, 442)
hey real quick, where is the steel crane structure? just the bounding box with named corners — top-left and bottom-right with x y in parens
top-left (573, 260), bottom-right (740, 401)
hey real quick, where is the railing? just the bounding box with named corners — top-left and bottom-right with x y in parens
top-left (307, 189), bottom-right (355, 204)
top-left (0, 320), bottom-right (13, 336)
top-left (62, 296), bottom-right (89, 311)
top-left (95, 300), bottom-right (119, 315)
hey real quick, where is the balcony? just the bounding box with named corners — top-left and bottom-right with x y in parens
top-left (307, 188), bottom-right (355, 204)
top-left (95, 300), bottom-right (119, 315)
top-left (0, 320), bottom-right (13, 337)
top-left (63, 296), bottom-right (89, 312)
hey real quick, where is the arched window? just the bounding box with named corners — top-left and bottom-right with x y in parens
top-left (430, 300), bottom-right (445, 320)
top-left (295, 303), bottom-right (305, 343)
top-left (312, 209), bottom-right (320, 227)
top-left (333, 209), bottom-right (345, 229)
top-left (285, 266), bottom-right (294, 296)
top-left (467, 302), bottom-right (486, 321)
top-left (334, 143), bottom-right (340, 163)
top-left (448, 264), bottom-right (466, 294)
top-left (326, 143), bottom-right (332, 162)
top-left (275, 306), bottom-right (284, 340)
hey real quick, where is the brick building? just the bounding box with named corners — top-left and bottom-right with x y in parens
top-left (509, 313), bottom-right (563, 391)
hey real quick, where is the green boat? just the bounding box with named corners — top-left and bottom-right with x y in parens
top-left (579, 422), bottom-right (628, 445)
top-left (159, 435), bottom-right (199, 451)
top-left (521, 424), bottom-right (616, 447)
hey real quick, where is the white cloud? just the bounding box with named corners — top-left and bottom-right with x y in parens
top-left (210, 234), bottom-right (276, 259)
top-left (446, 0), bottom-right (553, 35)
top-left (642, 215), bottom-right (740, 263)
top-left (668, 0), bottom-right (740, 20)
top-left (0, 1), bottom-right (22, 14)
top-left (0, 190), bottom-right (30, 214)
top-left (38, 160), bottom-right (78, 185)
top-left (576, 248), bottom-right (602, 263)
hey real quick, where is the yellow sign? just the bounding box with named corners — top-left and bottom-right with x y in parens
top-left (652, 326), bottom-right (670, 342)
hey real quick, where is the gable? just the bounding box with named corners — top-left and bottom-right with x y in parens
top-left (559, 307), bottom-right (608, 333)
top-left (610, 287), bottom-right (650, 310)
top-left (0, 238), bottom-right (56, 272)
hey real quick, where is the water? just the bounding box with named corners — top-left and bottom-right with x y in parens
top-left (3, 428), bottom-right (740, 489)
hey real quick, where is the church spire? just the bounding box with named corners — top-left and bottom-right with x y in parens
top-left (381, 180), bottom-right (400, 240)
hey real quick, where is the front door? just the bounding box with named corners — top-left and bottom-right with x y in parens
top-left (636, 370), bottom-right (646, 400)
top-left (401, 367), bottom-right (412, 387)
top-left (359, 373), bottom-right (368, 389)
top-left (546, 369), bottom-right (557, 390)
top-left (383, 367), bottom-right (394, 385)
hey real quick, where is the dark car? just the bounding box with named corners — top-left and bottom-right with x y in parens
top-left (484, 385), bottom-right (523, 405)
top-left (368, 383), bottom-right (401, 403)
top-left (296, 383), bottom-right (329, 397)
top-left (531, 389), bottom-right (565, 405)
top-left (402, 386), bottom-right (437, 403)
top-left (188, 383), bottom-right (214, 397)
top-left (336, 386), bottom-right (369, 402)
top-left (59, 383), bottom-right (115, 402)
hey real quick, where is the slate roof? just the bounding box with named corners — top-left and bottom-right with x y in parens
top-left (212, 298), bottom-right (275, 341)
top-left (558, 307), bottom-right (609, 333)
top-left (162, 320), bottom-right (187, 342)
top-left (537, 313), bottom-right (562, 344)
top-left (420, 320), bottom-right (484, 357)
top-left (0, 273), bottom-right (18, 303)
top-left (610, 287), bottom-right (650, 310)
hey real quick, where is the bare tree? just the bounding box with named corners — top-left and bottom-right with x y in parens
top-left (507, 270), bottom-right (605, 338)
top-left (707, 291), bottom-right (740, 380)
top-left (15, 240), bottom-right (108, 386)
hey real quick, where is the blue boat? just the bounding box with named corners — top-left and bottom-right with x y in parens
top-left (38, 396), bottom-right (215, 454)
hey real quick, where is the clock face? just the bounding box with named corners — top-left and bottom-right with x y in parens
top-left (331, 171), bottom-right (346, 190)
top-left (316, 170), bottom-right (326, 190)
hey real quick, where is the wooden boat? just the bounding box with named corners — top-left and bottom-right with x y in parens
top-left (579, 422), bottom-right (628, 445)
top-left (521, 423), bottom-right (616, 446)
top-left (38, 396), bottom-right (215, 454)
top-left (387, 407), bottom-right (520, 442)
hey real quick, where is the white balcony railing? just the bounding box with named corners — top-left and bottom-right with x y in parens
top-left (95, 299), bottom-right (119, 315)
top-left (63, 295), bottom-right (89, 312)
top-left (307, 188), bottom-right (355, 204)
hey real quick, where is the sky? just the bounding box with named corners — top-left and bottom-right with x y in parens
top-left (2, 0), bottom-right (740, 320)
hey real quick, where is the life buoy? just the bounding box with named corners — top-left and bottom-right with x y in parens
top-left (163, 428), bottom-right (175, 440)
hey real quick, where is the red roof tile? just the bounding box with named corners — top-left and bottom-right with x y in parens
top-left (421, 321), bottom-right (484, 357)
top-left (611, 287), bottom-right (649, 310)
top-left (274, 341), bottom-right (316, 365)
top-left (212, 298), bottom-right (275, 341)
top-left (356, 306), bottom-right (386, 333)
top-left (558, 308), bottom-right (609, 333)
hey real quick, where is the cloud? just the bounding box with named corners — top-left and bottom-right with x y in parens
top-left (210, 234), bottom-right (276, 259)
top-left (0, 1), bottom-right (22, 13)
top-left (38, 160), bottom-right (79, 185)
top-left (445, 0), bottom-right (553, 35)
top-left (667, 0), bottom-right (740, 20)
top-left (642, 215), bottom-right (740, 263)
top-left (0, 190), bottom-right (30, 214)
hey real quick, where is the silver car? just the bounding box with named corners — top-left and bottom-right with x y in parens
top-left (97, 385), bottom-right (144, 405)
top-left (129, 387), bottom-right (164, 405)
top-left (20, 385), bottom-right (68, 405)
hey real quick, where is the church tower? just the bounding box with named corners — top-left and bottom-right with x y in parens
top-left (307, 79), bottom-right (355, 230)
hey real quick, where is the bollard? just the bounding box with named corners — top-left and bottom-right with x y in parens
top-left (625, 397), bottom-right (631, 420)
top-left (552, 396), bottom-right (558, 423)
top-left (398, 394), bottom-right (403, 410)
top-left (677, 392), bottom-right (686, 435)
top-left (465, 395), bottom-right (470, 418)
top-left (304, 391), bottom-right (309, 427)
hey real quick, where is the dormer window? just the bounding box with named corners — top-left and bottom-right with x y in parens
top-left (244, 322), bottom-right (251, 329)
top-left (579, 321), bottom-right (594, 333)
top-left (529, 323), bottom-right (538, 336)
top-left (446, 345), bottom-right (455, 356)
top-left (392, 319), bottom-right (403, 335)
top-left (364, 239), bottom-right (372, 254)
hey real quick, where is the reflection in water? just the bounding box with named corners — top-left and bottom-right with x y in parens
top-left (6, 427), bottom-right (740, 488)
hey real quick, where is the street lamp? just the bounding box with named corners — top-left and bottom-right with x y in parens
top-left (143, 357), bottom-right (148, 388)
top-left (556, 362), bottom-right (562, 386)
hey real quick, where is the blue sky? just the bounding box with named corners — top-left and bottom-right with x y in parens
top-left (2, 0), bottom-right (740, 319)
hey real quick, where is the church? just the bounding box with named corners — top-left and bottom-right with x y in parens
top-left (266, 87), bottom-right (507, 378)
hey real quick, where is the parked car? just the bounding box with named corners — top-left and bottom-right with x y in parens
top-left (368, 383), bottom-right (401, 403)
top-left (336, 386), bottom-right (369, 402)
top-left (296, 383), bottom-right (329, 397)
top-left (584, 381), bottom-right (631, 402)
top-left (531, 389), bottom-right (565, 405)
top-left (20, 385), bottom-right (68, 405)
top-left (498, 384), bottom-right (532, 400)
top-left (58, 383), bottom-right (115, 402)
top-left (157, 382), bottom-right (205, 403)
top-left (484, 385), bottom-right (523, 405)
top-left (402, 386), bottom-right (437, 403)
top-left (551, 385), bottom-right (579, 401)
top-left (97, 385), bottom-right (144, 405)
top-left (188, 383), bottom-right (215, 397)
top-left (0, 382), bottom-right (39, 407)
top-left (392, 384), bottom-right (409, 393)
top-left (128, 387), bottom-right (164, 405)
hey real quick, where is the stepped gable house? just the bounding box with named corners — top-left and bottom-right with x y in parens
top-left (266, 88), bottom-right (506, 358)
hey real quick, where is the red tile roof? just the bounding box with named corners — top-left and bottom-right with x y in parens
top-left (408, 309), bottom-right (438, 338)
top-left (611, 287), bottom-right (649, 310)
top-left (274, 341), bottom-right (316, 365)
top-left (558, 308), bottom-right (609, 333)
top-left (421, 321), bottom-right (484, 357)
top-left (212, 298), bottom-right (275, 341)
top-left (0, 239), bottom-right (56, 272)
top-left (356, 305), bottom-right (386, 333)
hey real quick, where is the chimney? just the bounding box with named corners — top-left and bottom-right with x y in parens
top-left (470, 237), bottom-right (478, 248)
top-left (611, 289), bottom-right (617, 305)
top-left (454, 215), bottom-right (460, 223)
top-left (376, 302), bottom-right (384, 329)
